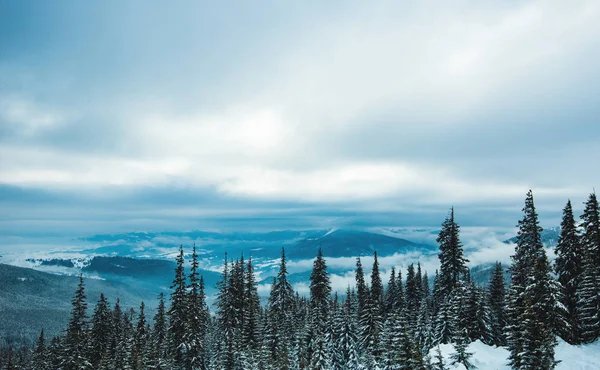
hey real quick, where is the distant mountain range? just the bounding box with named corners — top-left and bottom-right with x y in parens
top-left (0, 227), bottom-right (558, 345)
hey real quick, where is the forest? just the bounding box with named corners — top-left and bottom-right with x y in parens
top-left (0, 190), bottom-right (598, 370)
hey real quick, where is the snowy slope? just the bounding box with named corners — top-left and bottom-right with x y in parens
top-left (430, 339), bottom-right (600, 370)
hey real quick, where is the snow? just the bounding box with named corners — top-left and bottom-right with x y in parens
top-left (429, 339), bottom-right (600, 370)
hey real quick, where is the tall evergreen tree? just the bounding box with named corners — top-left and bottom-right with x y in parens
top-left (578, 192), bottom-right (600, 343)
top-left (384, 267), bottom-right (397, 317)
top-left (150, 293), bottom-right (169, 369)
top-left (488, 262), bottom-right (507, 346)
top-left (308, 247), bottom-right (332, 369)
top-left (437, 207), bottom-right (468, 298)
top-left (168, 245), bottom-right (188, 368)
top-left (267, 248), bottom-right (296, 369)
top-left (32, 329), bottom-right (49, 370)
top-left (242, 257), bottom-right (260, 353)
top-left (89, 293), bottom-right (112, 367)
top-left (186, 244), bottom-right (209, 369)
top-left (62, 274), bottom-right (91, 370)
top-left (132, 302), bottom-right (150, 370)
top-left (371, 251), bottom-right (384, 309)
top-left (355, 257), bottom-right (368, 316)
top-left (506, 190), bottom-right (558, 369)
top-left (554, 200), bottom-right (583, 343)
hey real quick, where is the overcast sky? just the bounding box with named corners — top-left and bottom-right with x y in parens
top-left (1, 0), bottom-right (599, 237)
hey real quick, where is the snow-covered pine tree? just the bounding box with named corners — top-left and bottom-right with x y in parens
top-left (473, 285), bottom-right (493, 345)
top-left (243, 257), bottom-right (260, 353)
top-left (449, 329), bottom-right (475, 370)
top-left (186, 244), bottom-right (209, 369)
top-left (331, 290), bottom-right (363, 370)
top-left (405, 264), bottom-right (420, 332)
top-left (131, 302), bottom-right (150, 370)
top-left (431, 346), bottom-right (445, 370)
top-left (215, 256), bottom-right (237, 370)
top-left (308, 247), bottom-right (332, 369)
top-left (32, 329), bottom-right (49, 370)
top-left (554, 200), bottom-right (583, 343)
top-left (149, 293), bottom-right (170, 369)
top-left (382, 308), bottom-right (422, 370)
top-left (62, 274), bottom-right (91, 370)
top-left (395, 269), bottom-right (405, 312)
top-left (506, 190), bottom-right (559, 370)
top-left (578, 192), bottom-right (600, 343)
top-left (267, 248), bottom-right (296, 369)
top-left (384, 267), bottom-right (398, 318)
top-left (88, 293), bottom-right (112, 367)
top-left (168, 245), bottom-right (188, 368)
top-left (580, 192), bottom-right (600, 273)
top-left (371, 252), bottom-right (384, 310)
top-left (437, 207), bottom-right (469, 298)
top-left (488, 262), bottom-right (507, 346)
top-left (356, 257), bottom-right (368, 317)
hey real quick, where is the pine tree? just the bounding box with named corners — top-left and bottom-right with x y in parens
top-left (405, 264), bottom-right (420, 330)
top-left (449, 329), bottom-right (475, 370)
top-left (150, 293), bottom-right (169, 369)
top-left (131, 302), bottom-right (149, 370)
top-left (488, 262), bottom-right (507, 346)
top-left (62, 274), bottom-right (91, 370)
top-left (437, 207), bottom-right (468, 298)
top-left (186, 244), bottom-right (209, 369)
top-left (507, 190), bottom-right (558, 369)
top-left (384, 267), bottom-right (397, 317)
top-left (355, 257), bottom-right (368, 317)
top-left (89, 293), bottom-right (112, 367)
top-left (32, 329), bottom-right (49, 370)
top-left (243, 257), bottom-right (260, 351)
top-left (308, 247), bottom-right (332, 369)
top-left (578, 192), bottom-right (600, 343)
top-left (432, 346), bottom-right (446, 370)
top-left (168, 245), bottom-right (188, 367)
top-left (554, 200), bottom-right (583, 343)
top-left (267, 248), bottom-right (296, 369)
top-left (371, 252), bottom-right (384, 309)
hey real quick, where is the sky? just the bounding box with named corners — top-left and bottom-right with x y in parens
top-left (1, 0), bottom-right (599, 238)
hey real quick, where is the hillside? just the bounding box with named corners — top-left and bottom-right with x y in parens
top-left (0, 263), bottom-right (163, 345)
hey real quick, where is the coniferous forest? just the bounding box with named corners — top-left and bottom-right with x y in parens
top-left (1, 191), bottom-right (599, 370)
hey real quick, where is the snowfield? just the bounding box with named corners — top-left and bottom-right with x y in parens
top-left (430, 339), bottom-right (600, 370)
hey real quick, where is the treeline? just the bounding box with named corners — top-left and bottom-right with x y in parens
top-left (0, 191), bottom-right (598, 370)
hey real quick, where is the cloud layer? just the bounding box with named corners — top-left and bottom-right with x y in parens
top-left (1, 0), bottom-right (599, 235)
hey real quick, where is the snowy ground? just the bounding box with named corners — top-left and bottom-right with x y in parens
top-left (430, 339), bottom-right (600, 370)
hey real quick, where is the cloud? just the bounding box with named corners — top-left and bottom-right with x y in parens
top-left (0, 0), bottom-right (598, 236)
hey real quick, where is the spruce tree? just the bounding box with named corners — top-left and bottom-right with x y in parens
top-left (243, 257), bottom-right (260, 351)
top-left (578, 192), bottom-right (600, 343)
top-left (32, 329), bottom-right (49, 370)
top-left (355, 257), bottom-right (368, 316)
top-left (371, 251), bottom-right (384, 309)
top-left (89, 293), bottom-right (112, 367)
top-left (308, 247), bottom-right (332, 369)
top-left (267, 248), bottom-right (296, 369)
top-left (132, 302), bottom-right (149, 370)
top-left (488, 262), bottom-right (507, 346)
top-left (168, 245), bottom-right (188, 367)
top-left (186, 244), bottom-right (209, 369)
top-left (62, 274), bottom-right (91, 370)
top-left (437, 207), bottom-right (468, 298)
top-left (554, 200), bottom-right (583, 343)
top-left (384, 267), bottom-right (398, 317)
top-left (506, 190), bottom-right (558, 369)
top-left (150, 293), bottom-right (169, 369)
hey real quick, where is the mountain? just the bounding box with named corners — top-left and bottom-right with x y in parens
top-left (0, 263), bottom-right (163, 346)
top-left (503, 226), bottom-right (560, 247)
top-left (287, 229), bottom-right (435, 259)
